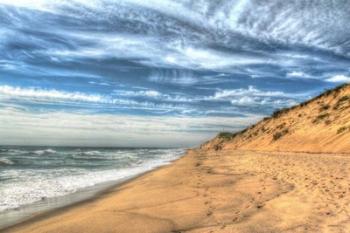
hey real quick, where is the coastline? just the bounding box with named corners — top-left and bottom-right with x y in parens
top-left (4, 148), bottom-right (350, 233)
top-left (1, 152), bottom-right (185, 232)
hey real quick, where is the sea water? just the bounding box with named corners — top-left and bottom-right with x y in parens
top-left (0, 146), bottom-right (184, 227)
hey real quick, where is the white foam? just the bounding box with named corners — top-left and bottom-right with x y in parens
top-left (0, 158), bottom-right (14, 165)
top-left (82, 150), bottom-right (102, 156)
top-left (0, 149), bottom-right (184, 212)
top-left (33, 149), bottom-right (57, 155)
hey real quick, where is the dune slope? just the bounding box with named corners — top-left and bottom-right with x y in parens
top-left (202, 84), bottom-right (350, 153)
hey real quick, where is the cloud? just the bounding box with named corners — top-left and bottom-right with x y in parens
top-left (230, 96), bottom-right (256, 105)
top-left (210, 86), bottom-right (287, 100)
top-left (0, 85), bottom-right (193, 113)
top-left (88, 81), bottom-right (111, 86)
top-left (230, 96), bottom-right (297, 107)
top-left (0, 85), bottom-right (105, 103)
top-left (178, 47), bottom-right (267, 70)
top-left (2, 0), bottom-right (348, 61)
top-left (0, 107), bottom-right (262, 147)
top-left (114, 88), bottom-right (195, 103)
top-left (287, 71), bottom-right (309, 78)
top-left (117, 90), bottom-right (161, 98)
top-left (207, 86), bottom-right (301, 108)
top-left (326, 75), bottom-right (350, 83)
top-left (0, 0), bottom-right (48, 11)
top-left (148, 70), bottom-right (199, 86)
top-left (44, 32), bottom-right (269, 71)
top-left (1, 0), bottom-right (349, 79)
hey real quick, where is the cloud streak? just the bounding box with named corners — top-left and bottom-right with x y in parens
top-left (326, 75), bottom-right (350, 83)
top-left (0, 85), bottom-right (104, 103)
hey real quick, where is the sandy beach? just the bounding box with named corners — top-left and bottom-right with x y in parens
top-left (1, 1), bottom-right (349, 233)
top-left (4, 148), bottom-right (350, 233)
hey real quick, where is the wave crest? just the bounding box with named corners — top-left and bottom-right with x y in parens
top-left (33, 149), bottom-right (57, 155)
top-left (0, 158), bottom-right (14, 165)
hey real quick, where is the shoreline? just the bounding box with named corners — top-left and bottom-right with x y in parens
top-left (1, 152), bottom-right (185, 232)
top-left (5, 149), bottom-right (350, 233)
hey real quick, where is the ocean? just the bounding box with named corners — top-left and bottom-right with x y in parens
top-left (0, 146), bottom-right (184, 228)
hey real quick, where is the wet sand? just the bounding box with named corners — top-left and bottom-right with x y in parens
top-left (4, 149), bottom-right (350, 233)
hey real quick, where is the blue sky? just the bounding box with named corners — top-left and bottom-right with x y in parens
top-left (0, 0), bottom-right (350, 147)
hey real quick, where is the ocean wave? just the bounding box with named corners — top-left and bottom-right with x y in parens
top-left (71, 151), bottom-right (139, 162)
top-left (0, 158), bottom-right (14, 165)
top-left (71, 150), bottom-right (105, 160)
top-left (33, 149), bottom-right (57, 156)
top-left (71, 155), bottom-right (105, 160)
top-left (0, 148), bottom-right (185, 212)
top-left (82, 150), bottom-right (102, 156)
top-left (0, 149), bottom-right (27, 154)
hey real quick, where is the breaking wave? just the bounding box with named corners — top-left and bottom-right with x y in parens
top-left (33, 149), bottom-right (57, 155)
top-left (0, 146), bottom-right (184, 212)
top-left (0, 158), bottom-right (14, 165)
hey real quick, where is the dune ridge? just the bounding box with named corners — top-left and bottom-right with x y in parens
top-left (201, 84), bottom-right (350, 153)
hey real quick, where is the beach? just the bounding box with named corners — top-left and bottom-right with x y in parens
top-left (1, 1), bottom-right (349, 233)
top-left (4, 149), bottom-right (350, 233)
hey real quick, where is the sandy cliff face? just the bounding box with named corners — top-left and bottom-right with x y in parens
top-left (202, 84), bottom-right (350, 153)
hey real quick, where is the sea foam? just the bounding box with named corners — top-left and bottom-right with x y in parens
top-left (0, 147), bottom-right (184, 212)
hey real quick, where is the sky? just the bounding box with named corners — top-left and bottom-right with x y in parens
top-left (0, 0), bottom-right (350, 147)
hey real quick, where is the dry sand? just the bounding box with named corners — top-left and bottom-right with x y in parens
top-left (5, 149), bottom-right (350, 233)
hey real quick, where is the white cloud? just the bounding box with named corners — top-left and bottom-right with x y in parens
top-left (46, 33), bottom-right (269, 71)
top-left (117, 90), bottom-right (161, 98)
top-left (207, 86), bottom-right (303, 107)
top-left (229, 96), bottom-right (297, 107)
top-left (88, 81), bottom-right (111, 86)
top-left (0, 107), bottom-right (262, 147)
top-left (148, 70), bottom-right (199, 86)
top-left (2, 0), bottom-right (348, 75)
top-left (230, 96), bottom-right (256, 105)
top-left (0, 85), bottom-right (104, 103)
top-left (113, 89), bottom-right (194, 103)
top-left (210, 86), bottom-right (286, 100)
top-left (0, 85), bottom-right (193, 112)
top-left (180, 47), bottom-right (265, 69)
top-left (326, 75), bottom-right (350, 83)
top-left (287, 71), bottom-right (308, 78)
top-left (0, 0), bottom-right (48, 10)
top-left (0, 0), bottom-right (101, 13)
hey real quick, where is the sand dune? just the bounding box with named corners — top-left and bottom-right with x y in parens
top-left (202, 84), bottom-right (350, 153)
